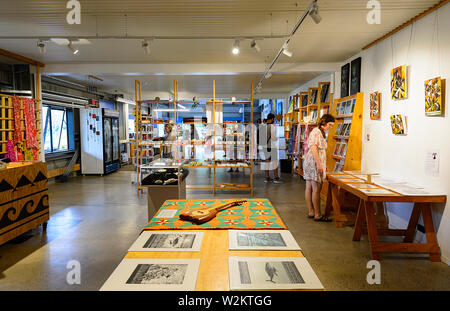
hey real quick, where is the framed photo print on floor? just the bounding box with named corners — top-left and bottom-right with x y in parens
top-left (228, 230), bottom-right (301, 251)
top-left (228, 257), bottom-right (324, 290)
top-left (128, 231), bottom-right (204, 252)
top-left (100, 258), bottom-right (201, 291)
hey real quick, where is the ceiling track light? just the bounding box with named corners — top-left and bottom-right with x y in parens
top-left (255, 0), bottom-right (322, 91)
top-left (37, 40), bottom-right (45, 54)
top-left (265, 72), bottom-right (272, 79)
top-left (309, 1), bottom-right (322, 24)
top-left (250, 39), bottom-right (261, 53)
top-left (68, 41), bottom-right (79, 55)
top-left (282, 43), bottom-right (293, 57)
top-left (232, 39), bottom-right (240, 55)
top-left (142, 39), bottom-right (153, 54)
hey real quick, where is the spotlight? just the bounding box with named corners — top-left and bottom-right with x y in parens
top-left (68, 41), bottom-right (79, 54)
top-left (282, 43), bottom-right (293, 57)
top-left (232, 39), bottom-right (240, 55)
top-left (37, 40), bottom-right (46, 54)
top-left (142, 39), bottom-right (152, 54)
top-left (250, 39), bottom-right (260, 53)
top-left (309, 1), bottom-right (322, 24)
top-left (265, 72), bottom-right (272, 79)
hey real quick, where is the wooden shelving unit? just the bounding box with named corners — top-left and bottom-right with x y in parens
top-left (321, 92), bottom-right (364, 199)
top-left (134, 80), bottom-right (254, 197)
top-left (286, 81), bottom-right (333, 178)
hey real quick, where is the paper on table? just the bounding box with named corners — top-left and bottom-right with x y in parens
top-left (155, 209), bottom-right (179, 218)
top-left (349, 183), bottom-right (381, 189)
top-left (338, 178), bottom-right (366, 183)
top-left (358, 188), bottom-right (397, 195)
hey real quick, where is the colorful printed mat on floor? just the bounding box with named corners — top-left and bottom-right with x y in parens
top-left (144, 198), bottom-right (287, 230)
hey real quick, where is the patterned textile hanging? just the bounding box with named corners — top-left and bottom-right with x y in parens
top-left (12, 97), bottom-right (22, 144)
top-left (288, 124), bottom-right (295, 154)
top-left (23, 98), bottom-right (38, 149)
top-left (6, 140), bottom-right (17, 161)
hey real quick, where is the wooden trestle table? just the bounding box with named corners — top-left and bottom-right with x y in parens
top-left (325, 174), bottom-right (446, 262)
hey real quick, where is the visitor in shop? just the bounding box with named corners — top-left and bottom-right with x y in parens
top-left (154, 123), bottom-right (176, 158)
top-left (303, 114), bottom-right (335, 222)
top-left (259, 113), bottom-right (282, 184)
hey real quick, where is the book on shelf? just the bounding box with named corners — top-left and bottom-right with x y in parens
top-left (338, 143), bottom-right (347, 157)
top-left (310, 109), bottom-right (318, 122)
top-left (350, 99), bottom-right (356, 113)
top-left (333, 162), bottom-right (343, 172)
top-left (334, 143), bottom-right (341, 156)
top-left (301, 95), bottom-right (308, 107)
top-left (335, 124), bottom-right (343, 136)
top-left (339, 102), bottom-right (346, 115)
top-left (344, 123), bottom-right (352, 136)
top-left (320, 106), bottom-right (329, 117)
top-left (335, 103), bottom-right (341, 115)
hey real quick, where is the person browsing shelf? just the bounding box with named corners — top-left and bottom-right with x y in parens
top-left (153, 123), bottom-right (176, 158)
top-left (303, 114), bottom-right (335, 221)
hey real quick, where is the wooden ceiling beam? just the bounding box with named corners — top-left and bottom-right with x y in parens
top-left (362, 0), bottom-right (450, 51)
top-left (0, 47), bottom-right (45, 67)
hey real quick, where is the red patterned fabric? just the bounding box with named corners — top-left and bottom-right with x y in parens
top-left (12, 97), bottom-right (22, 144)
top-left (23, 98), bottom-right (38, 149)
top-left (32, 148), bottom-right (38, 161)
top-left (6, 140), bottom-right (17, 161)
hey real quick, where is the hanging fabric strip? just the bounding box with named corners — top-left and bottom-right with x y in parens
top-left (32, 148), bottom-right (38, 161)
top-left (23, 98), bottom-right (38, 149)
top-left (12, 96), bottom-right (23, 144)
top-left (303, 124), bottom-right (310, 156)
top-left (6, 140), bottom-right (17, 161)
top-left (294, 124), bottom-right (301, 155)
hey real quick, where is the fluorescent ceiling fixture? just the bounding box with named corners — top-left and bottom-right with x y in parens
top-left (231, 97), bottom-right (236, 102)
top-left (232, 39), bottom-right (240, 55)
top-left (116, 97), bottom-right (136, 105)
top-left (250, 39), bottom-right (260, 53)
top-left (154, 109), bottom-right (189, 112)
top-left (309, 2), bottom-right (322, 24)
top-left (51, 38), bottom-right (91, 45)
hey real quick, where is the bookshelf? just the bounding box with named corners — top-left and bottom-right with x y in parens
top-left (134, 80), bottom-right (254, 197)
top-left (286, 82), bottom-right (333, 177)
top-left (321, 92), bottom-right (364, 198)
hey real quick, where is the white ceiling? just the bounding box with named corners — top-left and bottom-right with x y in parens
top-left (0, 0), bottom-right (442, 96)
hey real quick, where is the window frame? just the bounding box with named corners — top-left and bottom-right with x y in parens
top-left (42, 104), bottom-right (75, 155)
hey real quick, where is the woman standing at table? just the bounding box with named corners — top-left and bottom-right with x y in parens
top-left (303, 114), bottom-right (335, 222)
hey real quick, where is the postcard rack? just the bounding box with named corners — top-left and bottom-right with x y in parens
top-left (134, 80), bottom-right (255, 197)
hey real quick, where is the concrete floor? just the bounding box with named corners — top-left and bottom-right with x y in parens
top-left (0, 166), bottom-right (449, 291)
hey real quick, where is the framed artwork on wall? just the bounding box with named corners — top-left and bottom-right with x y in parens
top-left (369, 92), bottom-right (381, 120)
top-left (350, 57), bottom-right (362, 95)
top-left (391, 65), bottom-right (408, 100)
top-left (341, 63), bottom-right (350, 98)
top-left (390, 114), bottom-right (407, 135)
top-left (425, 77), bottom-right (445, 116)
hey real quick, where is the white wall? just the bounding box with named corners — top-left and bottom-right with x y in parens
top-left (353, 4), bottom-right (450, 263)
top-left (289, 72), bottom-right (335, 97)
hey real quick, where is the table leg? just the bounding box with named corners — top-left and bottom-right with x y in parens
top-left (352, 199), bottom-right (365, 241)
top-left (324, 180), bottom-right (333, 218)
top-left (376, 202), bottom-right (387, 229)
top-left (365, 201), bottom-right (381, 260)
top-left (331, 184), bottom-right (343, 228)
top-left (403, 203), bottom-right (422, 243)
top-left (421, 203), bottom-right (441, 262)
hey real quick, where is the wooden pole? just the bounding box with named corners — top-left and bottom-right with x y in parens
top-left (250, 81), bottom-right (254, 196)
top-left (213, 80), bottom-right (216, 196)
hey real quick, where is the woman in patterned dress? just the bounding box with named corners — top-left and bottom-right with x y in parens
top-left (303, 114), bottom-right (335, 221)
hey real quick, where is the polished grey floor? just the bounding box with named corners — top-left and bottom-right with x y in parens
top-left (0, 166), bottom-right (449, 291)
